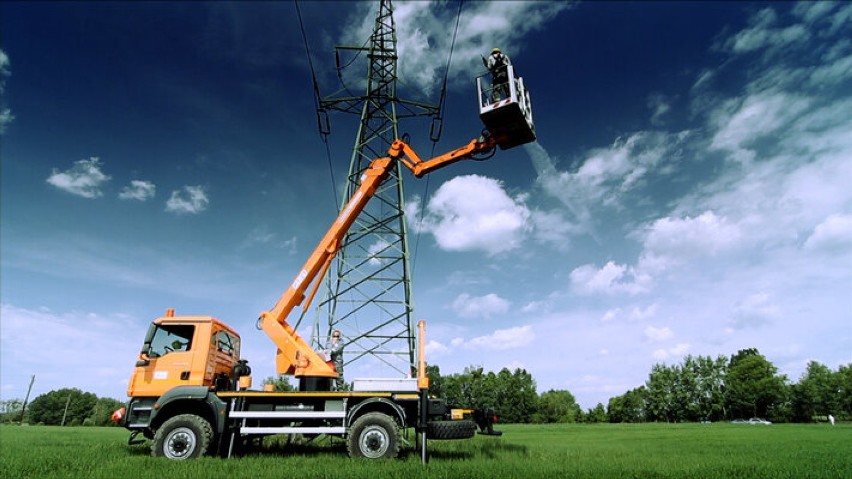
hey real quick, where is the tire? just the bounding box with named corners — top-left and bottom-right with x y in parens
top-left (426, 420), bottom-right (477, 440)
top-left (347, 412), bottom-right (400, 459)
top-left (152, 414), bottom-right (213, 460)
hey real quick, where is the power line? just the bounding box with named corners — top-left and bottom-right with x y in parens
top-left (412, 0), bottom-right (465, 274)
top-left (294, 0), bottom-right (338, 207)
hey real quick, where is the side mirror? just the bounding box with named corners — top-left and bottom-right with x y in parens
top-left (136, 351), bottom-right (151, 367)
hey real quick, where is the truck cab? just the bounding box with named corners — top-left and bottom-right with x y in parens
top-left (128, 310), bottom-right (242, 398)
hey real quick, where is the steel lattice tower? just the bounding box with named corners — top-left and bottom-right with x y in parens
top-left (312, 0), bottom-right (439, 377)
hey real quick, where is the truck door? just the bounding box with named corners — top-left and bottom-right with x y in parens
top-left (128, 323), bottom-right (199, 397)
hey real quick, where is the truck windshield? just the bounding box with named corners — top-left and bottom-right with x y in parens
top-left (148, 324), bottom-right (195, 357)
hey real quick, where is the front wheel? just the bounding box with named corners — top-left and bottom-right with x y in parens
top-left (152, 414), bottom-right (213, 460)
top-left (347, 412), bottom-right (400, 459)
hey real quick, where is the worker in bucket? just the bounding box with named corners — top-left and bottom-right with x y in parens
top-left (325, 329), bottom-right (345, 390)
top-left (482, 47), bottom-right (511, 101)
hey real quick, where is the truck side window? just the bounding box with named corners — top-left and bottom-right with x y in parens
top-left (213, 330), bottom-right (239, 356)
top-left (149, 324), bottom-right (195, 357)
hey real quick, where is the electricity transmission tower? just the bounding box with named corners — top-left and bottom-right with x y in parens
top-left (311, 0), bottom-right (441, 377)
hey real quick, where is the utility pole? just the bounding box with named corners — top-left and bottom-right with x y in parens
top-left (313, 0), bottom-right (440, 377)
top-left (60, 391), bottom-right (73, 427)
top-left (18, 374), bottom-right (35, 425)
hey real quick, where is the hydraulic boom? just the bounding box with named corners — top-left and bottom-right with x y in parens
top-left (259, 135), bottom-right (501, 382)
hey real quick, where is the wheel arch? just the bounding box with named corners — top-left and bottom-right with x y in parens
top-left (150, 386), bottom-right (227, 434)
top-left (347, 397), bottom-right (406, 428)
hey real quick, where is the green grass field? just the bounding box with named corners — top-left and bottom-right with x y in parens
top-left (1, 423), bottom-right (849, 478)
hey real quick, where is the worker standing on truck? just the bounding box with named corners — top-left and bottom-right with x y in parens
top-left (482, 47), bottom-right (511, 101)
top-left (326, 329), bottom-right (345, 390)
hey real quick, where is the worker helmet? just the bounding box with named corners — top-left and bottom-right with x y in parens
top-left (492, 48), bottom-right (501, 54)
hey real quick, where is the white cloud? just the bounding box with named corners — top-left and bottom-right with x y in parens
top-left (792, 2), bottom-right (840, 24)
top-left (240, 226), bottom-right (298, 253)
top-left (600, 308), bottom-right (620, 323)
top-left (0, 49), bottom-right (9, 79)
top-left (425, 339), bottom-right (449, 356)
top-left (342, 1), bottom-right (573, 95)
top-left (0, 49), bottom-right (11, 133)
top-left (118, 180), bottom-right (156, 201)
top-left (710, 91), bottom-right (811, 155)
top-left (647, 93), bottom-right (672, 125)
top-left (731, 292), bottom-right (781, 329)
top-left (46, 157), bottom-right (111, 198)
top-left (808, 53), bottom-right (852, 87)
top-left (465, 325), bottom-right (535, 351)
top-left (644, 325), bottom-right (673, 342)
top-left (526, 133), bottom-right (683, 237)
top-left (412, 175), bottom-right (529, 255)
top-left (520, 299), bottom-right (552, 314)
top-left (599, 304), bottom-right (657, 323)
top-left (630, 303), bottom-right (659, 321)
top-left (652, 343), bottom-right (691, 361)
top-left (367, 239), bottom-right (392, 266)
top-left (0, 108), bottom-right (14, 133)
top-left (451, 293), bottom-right (510, 319)
top-left (570, 261), bottom-right (650, 296)
top-left (638, 211), bottom-right (742, 270)
top-left (165, 185), bottom-right (209, 214)
top-left (724, 8), bottom-right (809, 54)
top-left (529, 209), bottom-right (578, 250)
top-left (0, 303), bottom-right (143, 400)
top-left (804, 214), bottom-right (852, 253)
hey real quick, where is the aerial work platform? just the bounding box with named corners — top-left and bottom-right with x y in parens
top-left (476, 64), bottom-right (536, 150)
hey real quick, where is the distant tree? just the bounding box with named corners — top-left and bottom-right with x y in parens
top-left (86, 397), bottom-right (126, 427)
top-left (692, 355), bottom-right (728, 421)
top-left (262, 376), bottom-right (298, 392)
top-left (676, 355), bottom-right (727, 421)
top-left (646, 363), bottom-right (679, 421)
top-left (837, 364), bottom-right (852, 420)
top-left (443, 366), bottom-right (485, 409)
top-left (494, 368), bottom-right (538, 423)
top-left (534, 389), bottom-right (581, 423)
top-left (644, 354), bottom-right (728, 422)
top-left (585, 403), bottom-right (608, 423)
top-left (27, 388), bottom-right (98, 425)
top-left (0, 399), bottom-right (24, 423)
top-left (608, 386), bottom-right (647, 423)
top-left (425, 364), bottom-right (444, 398)
top-left (441, 366), bottom-right (537, 423)
top-left (443, 366), bottom-right (487, 409)
top-left (725, 349), bottom-right (787, 420)
top-left (792, 361), bottom-right (840, 422)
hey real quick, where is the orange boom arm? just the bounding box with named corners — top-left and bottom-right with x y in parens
top-left (259, 136), bottom-right (499, 378)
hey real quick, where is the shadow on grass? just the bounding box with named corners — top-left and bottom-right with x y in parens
top-left (126, 443), bottom-right (152, 456)
top-left (426, 437), bottom-right (529, 461)
top-left (123, 433), bottom-right (348, 458)
top-left (123, 432), bottom-right (528, 461)
top-left (238, 433), bottom-right (350, 458)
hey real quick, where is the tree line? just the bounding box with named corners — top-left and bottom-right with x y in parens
top-left (4, 348), bottom-right (847, 426)
top-left (0, 388), bottom-right (124, 426)
top-left (430, 348), bottom-right (849, 424)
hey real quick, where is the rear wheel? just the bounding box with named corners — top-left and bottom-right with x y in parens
top-left (152, 414), bottom-right (213, 460)
top-left (347, 412), bottom-right (400, 459)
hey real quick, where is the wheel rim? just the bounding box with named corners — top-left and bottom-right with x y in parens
top-left (164, 426), bottom-right (196, 459)
top-left (359, 425), bottom-right (389, 458)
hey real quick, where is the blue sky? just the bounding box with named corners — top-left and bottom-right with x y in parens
top-left (1, 1), bottom-right (850, 409)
